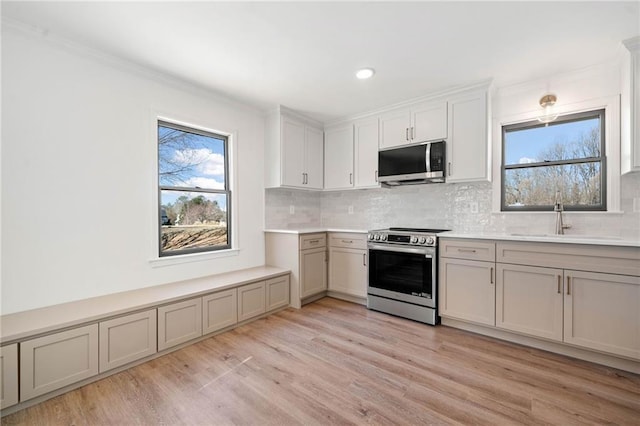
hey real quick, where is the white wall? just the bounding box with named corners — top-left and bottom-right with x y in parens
top-left (1, 27), bottom-right (266, 314)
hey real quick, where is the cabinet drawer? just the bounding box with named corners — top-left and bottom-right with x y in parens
top-left (300, 233), bottom-right (326, 250)
top-left (440, 239), bottom-right (495, 262)
top-left (158, 298), bottom-right (203, 351)
top-left (20, 324), bottom-right (99, 401)
top-left (0, 344), bottom-right (19, 409)
top-left (203, 289), bottom-right (238, 335)
top-left (99, 309), bottom-right (157, 373)
top-left (329, 233), bottom-right (367, 250)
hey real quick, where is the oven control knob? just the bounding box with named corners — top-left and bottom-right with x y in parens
top-left (418, 236), bottom-right (426, 244)
top-left (426, 236), bottom-right (435, 245)
top-left (374, 234), bottom-right (380, 240)
top-left (368, 233), bottom-right (374, 240)
top-left (410, 236), bottom-right (418, 244)
top-left (381, 234), bottom-right (387, 241)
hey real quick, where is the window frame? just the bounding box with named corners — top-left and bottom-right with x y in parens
top-left (500, 109), bottom-right (607, 212)
top-left (157, 119), bottom-right (232, 257)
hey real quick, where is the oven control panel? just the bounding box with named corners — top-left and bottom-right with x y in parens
top-left (368, 232), bottom-right (436, 246)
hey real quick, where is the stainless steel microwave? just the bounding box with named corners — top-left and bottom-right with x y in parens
top-left (378, 140), bottom-right (446, 186)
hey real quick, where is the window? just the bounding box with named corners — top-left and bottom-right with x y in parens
top-left (501, 109), bottom-right (606, 211)
top-left (158, 120), bottom-right (230, 256)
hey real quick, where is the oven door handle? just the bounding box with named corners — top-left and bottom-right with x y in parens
top-left (368, 244), bottom-right (434, 256)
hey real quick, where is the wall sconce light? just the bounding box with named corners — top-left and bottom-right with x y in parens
top-left (537, 94), bottom-right (558, 123)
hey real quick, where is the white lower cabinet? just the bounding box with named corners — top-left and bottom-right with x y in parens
top-left (564, 270), bottom-right (640, 360)
top-left (20, 324), bottom-right (99, 401)
top-left (203, 289), bottom-right (238, 335)
top-left (300, 247), bottom-right (327, 299)
top-left (266, 275), bottom-right (290, 311)
top-left (496, 264), bottom-right (563, 342)
top-left (328, 243), bottom-right (367, 298)
top-left (238, 281), bottom-right (266, 322)
top-left (158, 298), bottom-right (202, 351)
top-left (99, 310), bottom-right (157, 373)
top-left (439, 257), bottom-right (496, 326)
top-left (0, 344), bottom-right (19, 409)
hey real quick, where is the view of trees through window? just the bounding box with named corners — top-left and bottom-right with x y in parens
top-left (158, 121), bottom-right (230, 256)
top-left (502, 110), bottom-right (605, 211)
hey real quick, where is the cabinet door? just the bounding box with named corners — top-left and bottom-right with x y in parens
top-left (20, 324), bottom-right (99, 401)
top-left (564, 270), bottom-right (640, 360)
top-left (324, 124), bottom-right (354, 190)
top-left (281, 116), bottom-right (306, 187)
top-left (99, 310), bottom-right (157, 373)
top-left (379, 108), bottom-right (411, 149)
top-left (203, 288), bottom-right (238, 335)
top-left (305, 126), bottom-right (324, 189)
top-left (447, 91), bottom-right (489, 182)
top-left (266, 275), bottom-right (290, 311)
top-left (0, 344), bottom-right (18, 409)
top-left (300, 247), bottom-right (327, 298)
top-left (496, 264), bottom-right (563, 342)
top-left (354, 117), bottom-right (379, 188)
top-left (328, 247), bottom-right (367, 298)
top-left (439, 258), bottom-right (495, 326)
top-left (158, 298), bottom-right (203, 351)
top-left (411, 100), bottom-right (447, 143)
top-left (238, 281), bottom-right (266, 322)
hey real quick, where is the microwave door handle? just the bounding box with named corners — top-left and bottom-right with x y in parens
top-left (425, 143), bottom-right (431, 173)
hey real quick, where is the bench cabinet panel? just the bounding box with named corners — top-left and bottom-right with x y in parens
top-left (158, 298), bottom-right (202, 351)
top-left (203, 289), bottom-right (238, 335)
top-left (20, 324), bottom-right (99, 401)
top-left (99, 309), bottom-right (157, 373)
top-left (0, 343), bottom-right (19, 409)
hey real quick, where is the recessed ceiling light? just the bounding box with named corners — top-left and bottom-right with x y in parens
top-left (356, 68), bottom-right (375, 79)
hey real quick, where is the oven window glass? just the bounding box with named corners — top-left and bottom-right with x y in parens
top-left (369, 250), bottom-right (432, 297)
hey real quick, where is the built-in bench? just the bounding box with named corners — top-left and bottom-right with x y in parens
top-left (0, 265), bottom-right (291, 415)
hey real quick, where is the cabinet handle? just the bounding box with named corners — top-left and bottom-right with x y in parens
top-left (406, 128), bottom-right (409, 141)
top-left (308, 239), bottom-right (319, 244)
top-left (557, 275), bottom-right (561, 294)
top-left (375, 170), bottom-right (378, 182)
top-left (490, 267), bottom-right (494, 284)
top-left (341, 240), bottom-right (353, 244)
top-left (305, 173), bottom-right (309, 184)
top-left (566, 276), bottom-right (571, 295)
top-left (411, 126), bottom-right (415, 140)
top-left (349, 173), bottom-right (353, 185)
top-left (363, 253), bottom-right (367, 266)
top-left (302, 173), bottom-right (305, 185)
top-left (458, 248), bottom-right (477, 253)
top-left (448, 162), bottom-right (452, 177)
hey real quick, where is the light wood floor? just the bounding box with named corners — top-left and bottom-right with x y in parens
top-left (3, 297), bottom-right (639, 425)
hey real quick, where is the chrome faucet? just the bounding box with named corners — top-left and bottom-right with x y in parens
top-left (554, 191), bottom-right (571, 235)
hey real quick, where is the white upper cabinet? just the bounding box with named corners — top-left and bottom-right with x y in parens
top-left (622, 36), bottom-right (640, 174)
top-left (354, 117), bottom-right (380, 188)
top-left (446, 89), bottom-right (490, 182)
top-left (265, 107), bottom-right (324, 189)
top-left (324, 124), bottom-right (354, 190)
top-left (379, 100), bottom-right (447, 149)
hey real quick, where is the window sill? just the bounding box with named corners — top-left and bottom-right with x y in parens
top-left (149, 248), bottom-right (239, 268)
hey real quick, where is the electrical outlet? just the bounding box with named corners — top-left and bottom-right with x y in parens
top-left (289, 205), bottom-right (295, 215)
top-left (469, 202), bottom-right (479, 213)
top-left (348, 205), bottom-right (354, 214)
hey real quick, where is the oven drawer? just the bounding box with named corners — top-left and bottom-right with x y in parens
top-left (329, 232), bottom-right (367, 249)
top-left (440, 239), bottom-right (495, 262)
top-left (300, 233), bottom-right (326, 250)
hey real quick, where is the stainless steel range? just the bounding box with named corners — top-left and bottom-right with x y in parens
top-left (367, 227), bottom-right (449, 325)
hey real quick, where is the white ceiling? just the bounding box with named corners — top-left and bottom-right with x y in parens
top-left (2, 1), bottom-right (639, 123)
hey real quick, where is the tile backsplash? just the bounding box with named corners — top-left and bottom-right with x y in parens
top-left (265, 172), bottom-right (640, 239)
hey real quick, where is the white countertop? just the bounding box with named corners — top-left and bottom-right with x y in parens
top-left (439, 232), bottom-right (640, 248)
top-left (265, 228), bottom-right (368, 234)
